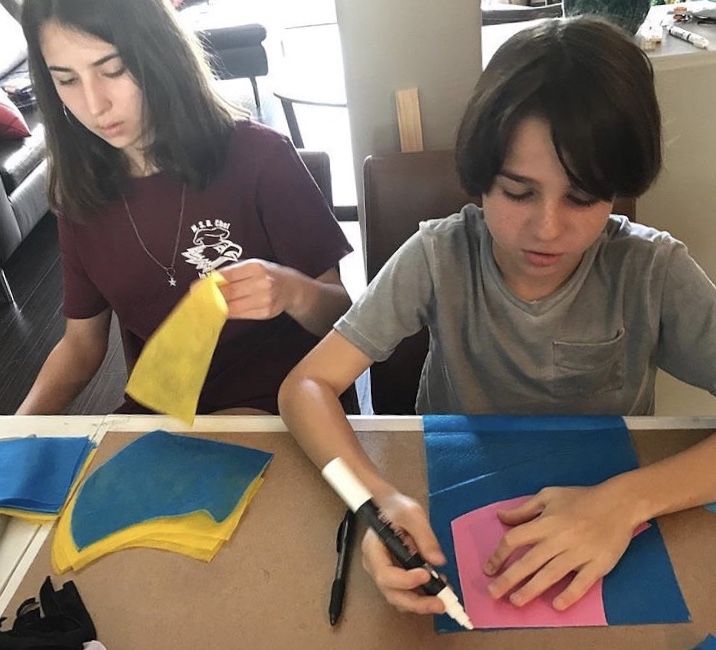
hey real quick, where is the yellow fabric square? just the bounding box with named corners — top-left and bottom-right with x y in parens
top-left (125, 273), bottom-right (228, 424)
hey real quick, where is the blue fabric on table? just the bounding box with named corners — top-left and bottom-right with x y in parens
top-left (423, 415), bottom-right (689, 633)
top-left (0, 436), bottom-right (94, 513)
top-left (70, 430), bottom-right (273, 550)
top-left (693, 635), bottom-right (716, 649)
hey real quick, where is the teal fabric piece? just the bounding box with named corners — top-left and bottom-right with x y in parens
top-left (0, 436), bottom-right (94, 513)
top-left (423, 415), bottom-right (689, 633)
top-left (70, 430), bottom-right (273, 550)
top-left (693, 635), bottom-right (716, 649)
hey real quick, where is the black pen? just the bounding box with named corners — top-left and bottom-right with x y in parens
top-left (329, 509), bottom-right (355, 625)
top-left (322, 457), bottom-right (474, 630)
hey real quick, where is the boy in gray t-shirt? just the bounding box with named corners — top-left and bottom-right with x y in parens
top-left (280, 17), bottom-right (716, 620)
top-left (337, 205), bottom-right (716, 416)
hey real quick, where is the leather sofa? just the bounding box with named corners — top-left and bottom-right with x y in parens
top-left (0, 0), bottom-right (48, 303)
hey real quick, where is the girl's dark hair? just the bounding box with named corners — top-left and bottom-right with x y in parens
top-left (22, 0), bottom-right (239, 218)
top-left (456, 16), bottom-right (662, 200)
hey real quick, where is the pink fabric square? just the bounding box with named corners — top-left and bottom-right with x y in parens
top-left (451, 495), bottom-right (607, 629)
top-left (0, 88), bottom-right (30, 139)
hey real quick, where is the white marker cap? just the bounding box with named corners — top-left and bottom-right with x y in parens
top-left (322, 457), bottom-right (372, 512)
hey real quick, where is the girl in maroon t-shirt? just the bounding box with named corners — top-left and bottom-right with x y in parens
top-left (17, 0), bottom-right (353, 415)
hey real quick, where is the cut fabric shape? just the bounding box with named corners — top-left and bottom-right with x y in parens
top-left (0, 576), bottom-right (96, 649)
top-left (693, 635), bottom-right (716, 649)
top-left (453, 495), bottom-right (607, 628)
top-left (125, 272), bottom-right (228, 424)
top-left (52, 430), bottom-right (273, 573)
top-left (451, 495), bottom-right (649, 629)
top-left (0, 437), bottom-right (95, 521)
top-left (423, 415), bottom-right (690, 633)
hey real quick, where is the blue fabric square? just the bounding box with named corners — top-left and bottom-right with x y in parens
top-left (0, 436), bottom-right (94, 513)
top-left (423, 415), bottom-right (689, 632)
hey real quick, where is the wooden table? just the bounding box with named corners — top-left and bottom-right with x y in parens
top-left (2, 415), bottom-right (716, 649)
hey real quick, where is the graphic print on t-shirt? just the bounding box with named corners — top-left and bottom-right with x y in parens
top-left (182, 219), bottom-right (243, 277)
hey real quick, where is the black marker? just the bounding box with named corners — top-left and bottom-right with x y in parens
top-left (329, 509), bottom-right (355, 625)
top-left (321, 457), bottom-right (474, 630)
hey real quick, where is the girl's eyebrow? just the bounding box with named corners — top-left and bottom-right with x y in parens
top-left (48, 52), bottom-right (120, 73)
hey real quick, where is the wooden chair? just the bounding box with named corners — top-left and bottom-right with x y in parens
top-left (363, 149), bottom-right (636, 415)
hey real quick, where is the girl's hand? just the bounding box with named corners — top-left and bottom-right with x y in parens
top-left (361, 491), bottom-right (448, 615)
top-left (219, 259), bottom-right (297, 320)
top-left (484, 485), bottom-right (640, 610)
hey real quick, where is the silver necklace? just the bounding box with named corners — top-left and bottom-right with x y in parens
top-left (121, 185), bottom-right (186, 287)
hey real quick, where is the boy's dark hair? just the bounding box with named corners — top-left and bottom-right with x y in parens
top-left (22, 0), bottom-right (239, 218)
top-left (456, 16), bottom-right (662, 200)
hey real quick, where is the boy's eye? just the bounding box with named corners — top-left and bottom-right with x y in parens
top-left (567, 195), bottom-right (599, 207)
top-left (502, 188), bottom-right (533, 202)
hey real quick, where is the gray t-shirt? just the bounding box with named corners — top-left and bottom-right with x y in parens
top-left (336, 204), bottom-right (716, 415)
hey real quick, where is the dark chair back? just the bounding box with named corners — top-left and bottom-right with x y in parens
top-left (363, 149), bottom-right (636, 415)
top-left (297, 149), bottom-right (334, 211)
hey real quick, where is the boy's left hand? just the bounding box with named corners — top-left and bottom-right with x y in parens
top-left (483, 485), bottom-right (639, 611)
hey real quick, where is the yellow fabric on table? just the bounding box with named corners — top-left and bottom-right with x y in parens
top-left (125, 273), bottom-right (228, 425)
top-left (52, 474), bottom-right (265, 573)
top-left (0, 508), bottom-right (55, 523)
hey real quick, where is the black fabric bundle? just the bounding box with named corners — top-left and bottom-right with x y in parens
top-left (0, 577), bottom-right (96, 650)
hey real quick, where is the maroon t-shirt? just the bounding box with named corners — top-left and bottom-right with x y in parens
top-left (58, 120), bottom-right (352, 414)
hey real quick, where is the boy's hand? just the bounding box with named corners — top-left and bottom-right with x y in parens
top-left (484, 484), bottom-right (640, 610)
top-left (360, 491), bottom-right (448, 615)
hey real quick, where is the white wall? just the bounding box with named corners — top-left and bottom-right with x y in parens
top-left (334, 0), bottom-right (482, 227)
top-left (642, 60), bottom-right (716, 415)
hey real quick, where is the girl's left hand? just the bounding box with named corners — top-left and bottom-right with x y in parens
top-left (483, 485), bottom-right (640, 611)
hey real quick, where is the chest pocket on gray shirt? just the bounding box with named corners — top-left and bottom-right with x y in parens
top-left (551, 328), bottom-right (625, 397)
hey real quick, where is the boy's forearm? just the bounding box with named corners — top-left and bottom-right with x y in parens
top-left (279, 375), bottom-right (395, 498)
top-left (605, 432), bottom-right (716, 523)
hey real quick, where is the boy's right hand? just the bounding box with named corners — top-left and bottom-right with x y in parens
top-left (360, 491), bottom-right (448, 615)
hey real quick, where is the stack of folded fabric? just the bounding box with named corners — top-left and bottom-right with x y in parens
top-left (52, 430), bottom-right (273, 573)
top-left (0, 437), bottom-right (96, 523)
